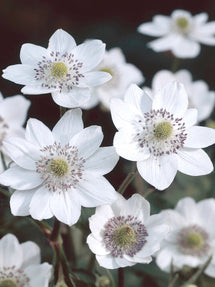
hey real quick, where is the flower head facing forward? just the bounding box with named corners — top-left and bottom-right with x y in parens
top-left (155, 197), bottom-right (215, 278)
top-left (2, 29), bottom-right (111, 108)
top-left (110, 82), bottom-right (215, 190)
top-left (87, 193), bottom-right (169, 269)
top-left (0, 233), bottom-right (52, 287)
top-left (137, 9), bottom-right (215, 58)
top-left (0, 108), bottom-right (119, 225)
top-left (143, 70), bottom-right (215, 123)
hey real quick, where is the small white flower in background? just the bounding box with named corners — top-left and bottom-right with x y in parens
top-left (0, 108), bottom-right (119, 225)
top-left (155, 197), bottom-right (215, 278)
top-left (81, 47), bottom-right (144, 110)
top-left (143, 69), bottom-right (215, 122)
top-left (0, 93), bottom-right (30, 173)
top-left (137, 9), bottom-right (215, 58)
top-left (0, 233), bottom-right (51, 286)
top-left (110, 82), bottom-right (215, 190)
top-left (2, 29), bottom-right (111, 108)
top-left (87, 193), bottom-right (169, 269)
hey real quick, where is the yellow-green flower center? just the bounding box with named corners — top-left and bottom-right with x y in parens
top-left (0, 279), bottom-right (17, 287)
top-left (154, 121), bottom-right (173, 140)
top-left (100, 67), bottom-right (113, 76)
top-left (176, 17), bottom-right (189, 29)
top-left (50, 62), bottom-right (68, 78)
top-left (50, 158), bottom-right (69, 177)
top-left (184, 232), bottom-right (203, 249)
top-left (114, 225), bottom-right (136, 247)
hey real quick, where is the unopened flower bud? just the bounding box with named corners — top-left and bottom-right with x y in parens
top-left (95, 276), bottom-right (110, 287)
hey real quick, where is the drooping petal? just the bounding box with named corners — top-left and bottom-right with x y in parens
top-left (96, 254), bottom-right (119, 269)
top-left (185, 126), bottom-right (215, 148)
top-left (2, 64), bottom-right (36, 85)
top-left (137, 15), bottom-right (171, 36)
top-left (137, 154), bottom-right (178, 190)
top-left (84, 146), bottom-right (119, 175)
top-left (50, 190), bottom-right (81, 226)
top-left (20, 43), bottom-right (50, 65)
top-left (24, 263), bottom-right (52, 287)
top-left (177, 148), bottom-right (213, 176)
top-left (87, 234), bottom-right (109, 255)
top-left (0, 234), bottom-right (23, 269)
top-left (25, 118), bottom-right (54, 148)
top-left (153, 81), bottom-right (188, 118)
top-left (21, 241), bottom-right (41, 268)
top-left (52, 108), bottom-right (83, 145)
top-left (10, 189), bottom-right (35, 216)
top-left (48, 29), bottom-right (76, 54)
top-left (77, 71), bottom-right (112, 88)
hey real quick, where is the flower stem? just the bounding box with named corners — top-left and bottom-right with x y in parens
top-left (118, 171), bottom-right (137, 195)
top-left (0, 152), bottom-right (7, 170)
top-left (118, 268), bottom-right (124, 287)
top-left (171, 56), bottom-right (180, 73)
top-left (50, 218), bottom-right (61, 242)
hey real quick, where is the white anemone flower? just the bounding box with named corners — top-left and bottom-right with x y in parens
top-left (155, 197), bottom-right (215, 278)
top-left (143, 69), bottom-right (215, 122)
top-left (2, 29), bottom-right (111, 108)
top-left (82, 47), bottom-right (144, 110)
top-left (137, 9), bottom-right (215, 58)
top-left (0, 233), bottom-right (51, 287)
top-left (0, 93), bottom-right (30, 173)
top-left (0, 109), bottom-right (119, 225)
top-left (110, 82), bottom-right (215, 190)
top-left (87, 193), bottom-right (169, 269)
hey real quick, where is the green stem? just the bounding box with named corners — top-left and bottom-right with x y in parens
top-left (0, 186), bottom-right (10, 197)
top-left (0, 152), bottom-right (7, 170)
top-left (118, 268), bottom-right (124, 287)
top-left (50, 219), bottom-right (61, 242)
top-left (118, 171), bottom-right (137, 195)
top-left (171, 57), bottom-right (180, 73)
top-left (59, 244), bottom-right (76, 287)
top-left (168, 273), bottom-right (179, 287)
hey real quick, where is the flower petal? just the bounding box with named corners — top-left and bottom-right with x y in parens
top-left (175, 197), bottom-right (200, 223)
top-left (10, 189), bottom-right (35, 216)
top-left (87, 234), bottom-right (109, 255)
top-left (137, 15), bottom-right (170, 36)
top-left (124, 194), bottom-right (150, 222)
top-left (172, 37), bottom-right (201, 58)
top-left (21, 85), bottom-right (56, 95)
top-left (185, 126), bottom-right (215, 148)
top-left (21, 241), bottom-right (41, 268)
top-left (152, 70), bottom-right (175, 92)
top-left (96, 254), bottom-right (120, 269)
top-left (148, 34), bottom-right (180, 52)
top-left (183, 109), bottom-right (198, 128)
top-left (20, 43), bottom-right (50, 65)
top-left (48, 29), bottom-right (76, 54)
top-left (177, 148), bottom-right (213, 176)
top-left (77, 71), bottom-right (111, 88)
top-left (24, 263), bottom-right (52, 287)
top-left (2, 64), bottom-right (36, 85)
top-left (137, 154), bottom-right (178, 190)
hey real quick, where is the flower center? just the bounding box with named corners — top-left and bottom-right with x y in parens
top-left (0, 279), bottom-right (17, 287)
top-left (50, 158), bottom-right (69, 177)
top-left (177, 225), bottom-right (210, 257)
top-left (104, 215), bottom-right (148, 258)
top-left (154, 121), bottom-right (173, 140)
top-left (50, 62), bottom-right (68, 78)
top-left (176, 17), bottom-right (189, 29)
top-left (100, 67), bottom-right (113, 76)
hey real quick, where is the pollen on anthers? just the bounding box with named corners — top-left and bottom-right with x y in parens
top-left (34, 51), bottom-right (84, 92)
top-left (35, 142), bottom-right (85, 192)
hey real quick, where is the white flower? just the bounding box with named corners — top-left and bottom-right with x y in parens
top-left (87, 193), bottom-right (169, 269)
top-left (0, 93), bottom-right (30, 173)
top-left (143, 69), bottom-right (215, 122)
top-left (110, 82), bottom-right (215, 190)
top-left (2, 29), bottom-right (111, 108)
top-left (0, 233), bottom-right (52, 287)
top-left (0, 108), bottom-right (119, 225)
top-left (81, 47), bottom-right (144, 110)
top-left (137, 10), bottom-right (215, 58)
top-left (155, 197), bottom-right (215, 278)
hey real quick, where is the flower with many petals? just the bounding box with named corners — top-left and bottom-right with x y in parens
top-left (143, 69), bottom-right (215, 122)
top-left (0, 93), bottom-right (30, 173)
top-left (110, 82), bottom-right (215, 190)
top-left (0, 109), bottom-right (119, 225)
top-left (2, 29), bottom-right (111, 108)
top-left (0, 233), bottom-right (52, 287)
top-left (82, 47), bottom-right (144, 110)
top-left (155, 197), bottom-right (215, 278)
top-left (87, 193), bottom-right (169, 269)
top-left (138, 9), bottom-right (215, 58)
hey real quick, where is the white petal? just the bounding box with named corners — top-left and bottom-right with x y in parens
top-left (84, 147), bottom-right (119, 175)
top-left (185, 126), bottom-right (215, 148)
top-left (87, 234), bottom-right (109, 255)
top-left (21, 241), bottom-right (41, 268)
top-left (137, 15), bottom-right (170, 36)
top-left (96, 254), bottom-right (119, 269)
top-left (153, 81), bottom-right (188, 117)
top-left (177, 148), bottom-right (213, 176)
top-left (73, 40), bottom-right (105, 73)
top-left (2, 64), bottom-right (36, 85)
top-left (172, 38), bottom-right (201, 58)
top-left (148, 34), bottom-right (180, 52)
top-left (193, 12), bottom-right (208, 25)
top-left (152, 70), bottom-right (175, 92)
top-left (48, 29), bottom-right (76, 53)
top-left (50, 190), bottom-right (81, 226)
top-left (183, 109), bottom-right (198, 128)
top-left (175, 197), bottom-right (199, 223)
top-left (52, 108), bottom-right (83, 145)
top-left (0, 234), bottom-right (23, 269)
top-left (70, 126), bottom-right (103, 159)
top-left (125, 194), bottom-right (150, 222)
top-left (197, 199), bottom-right (215, 236)
top-left (205, 259), bottom-right (215, 278)
top-left (10, 189), bottom-right (35, 216)
top-left (51, 88), bottom-right (91, 108)
top-left (21, 85), bottom-right (56, 95)
top-left (20, 43), bottom-right (50, 65)
top-left (175, 69), bottom-right (193, 85)
top-left (77, 71), bottom-right (112, 88)
top-left (25, 118), bottom-right (54, 148)
top-left (155, 248), bottom-right (173, 271)
top-left (24, 263), bottom-right (52, 287)
top-left (29, 186), bottom-right (53, 220)
top-left (137, 154), bottom-right (178, 190)
top-left (0, 165), bottom-right (42, 190)
top-left (80, 90), bottom-right (99, 109)
top-left (78, 176), bottom-right (117, 207)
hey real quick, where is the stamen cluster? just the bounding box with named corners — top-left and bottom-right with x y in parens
top-left (0, 266), bottom-right (30, 287)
